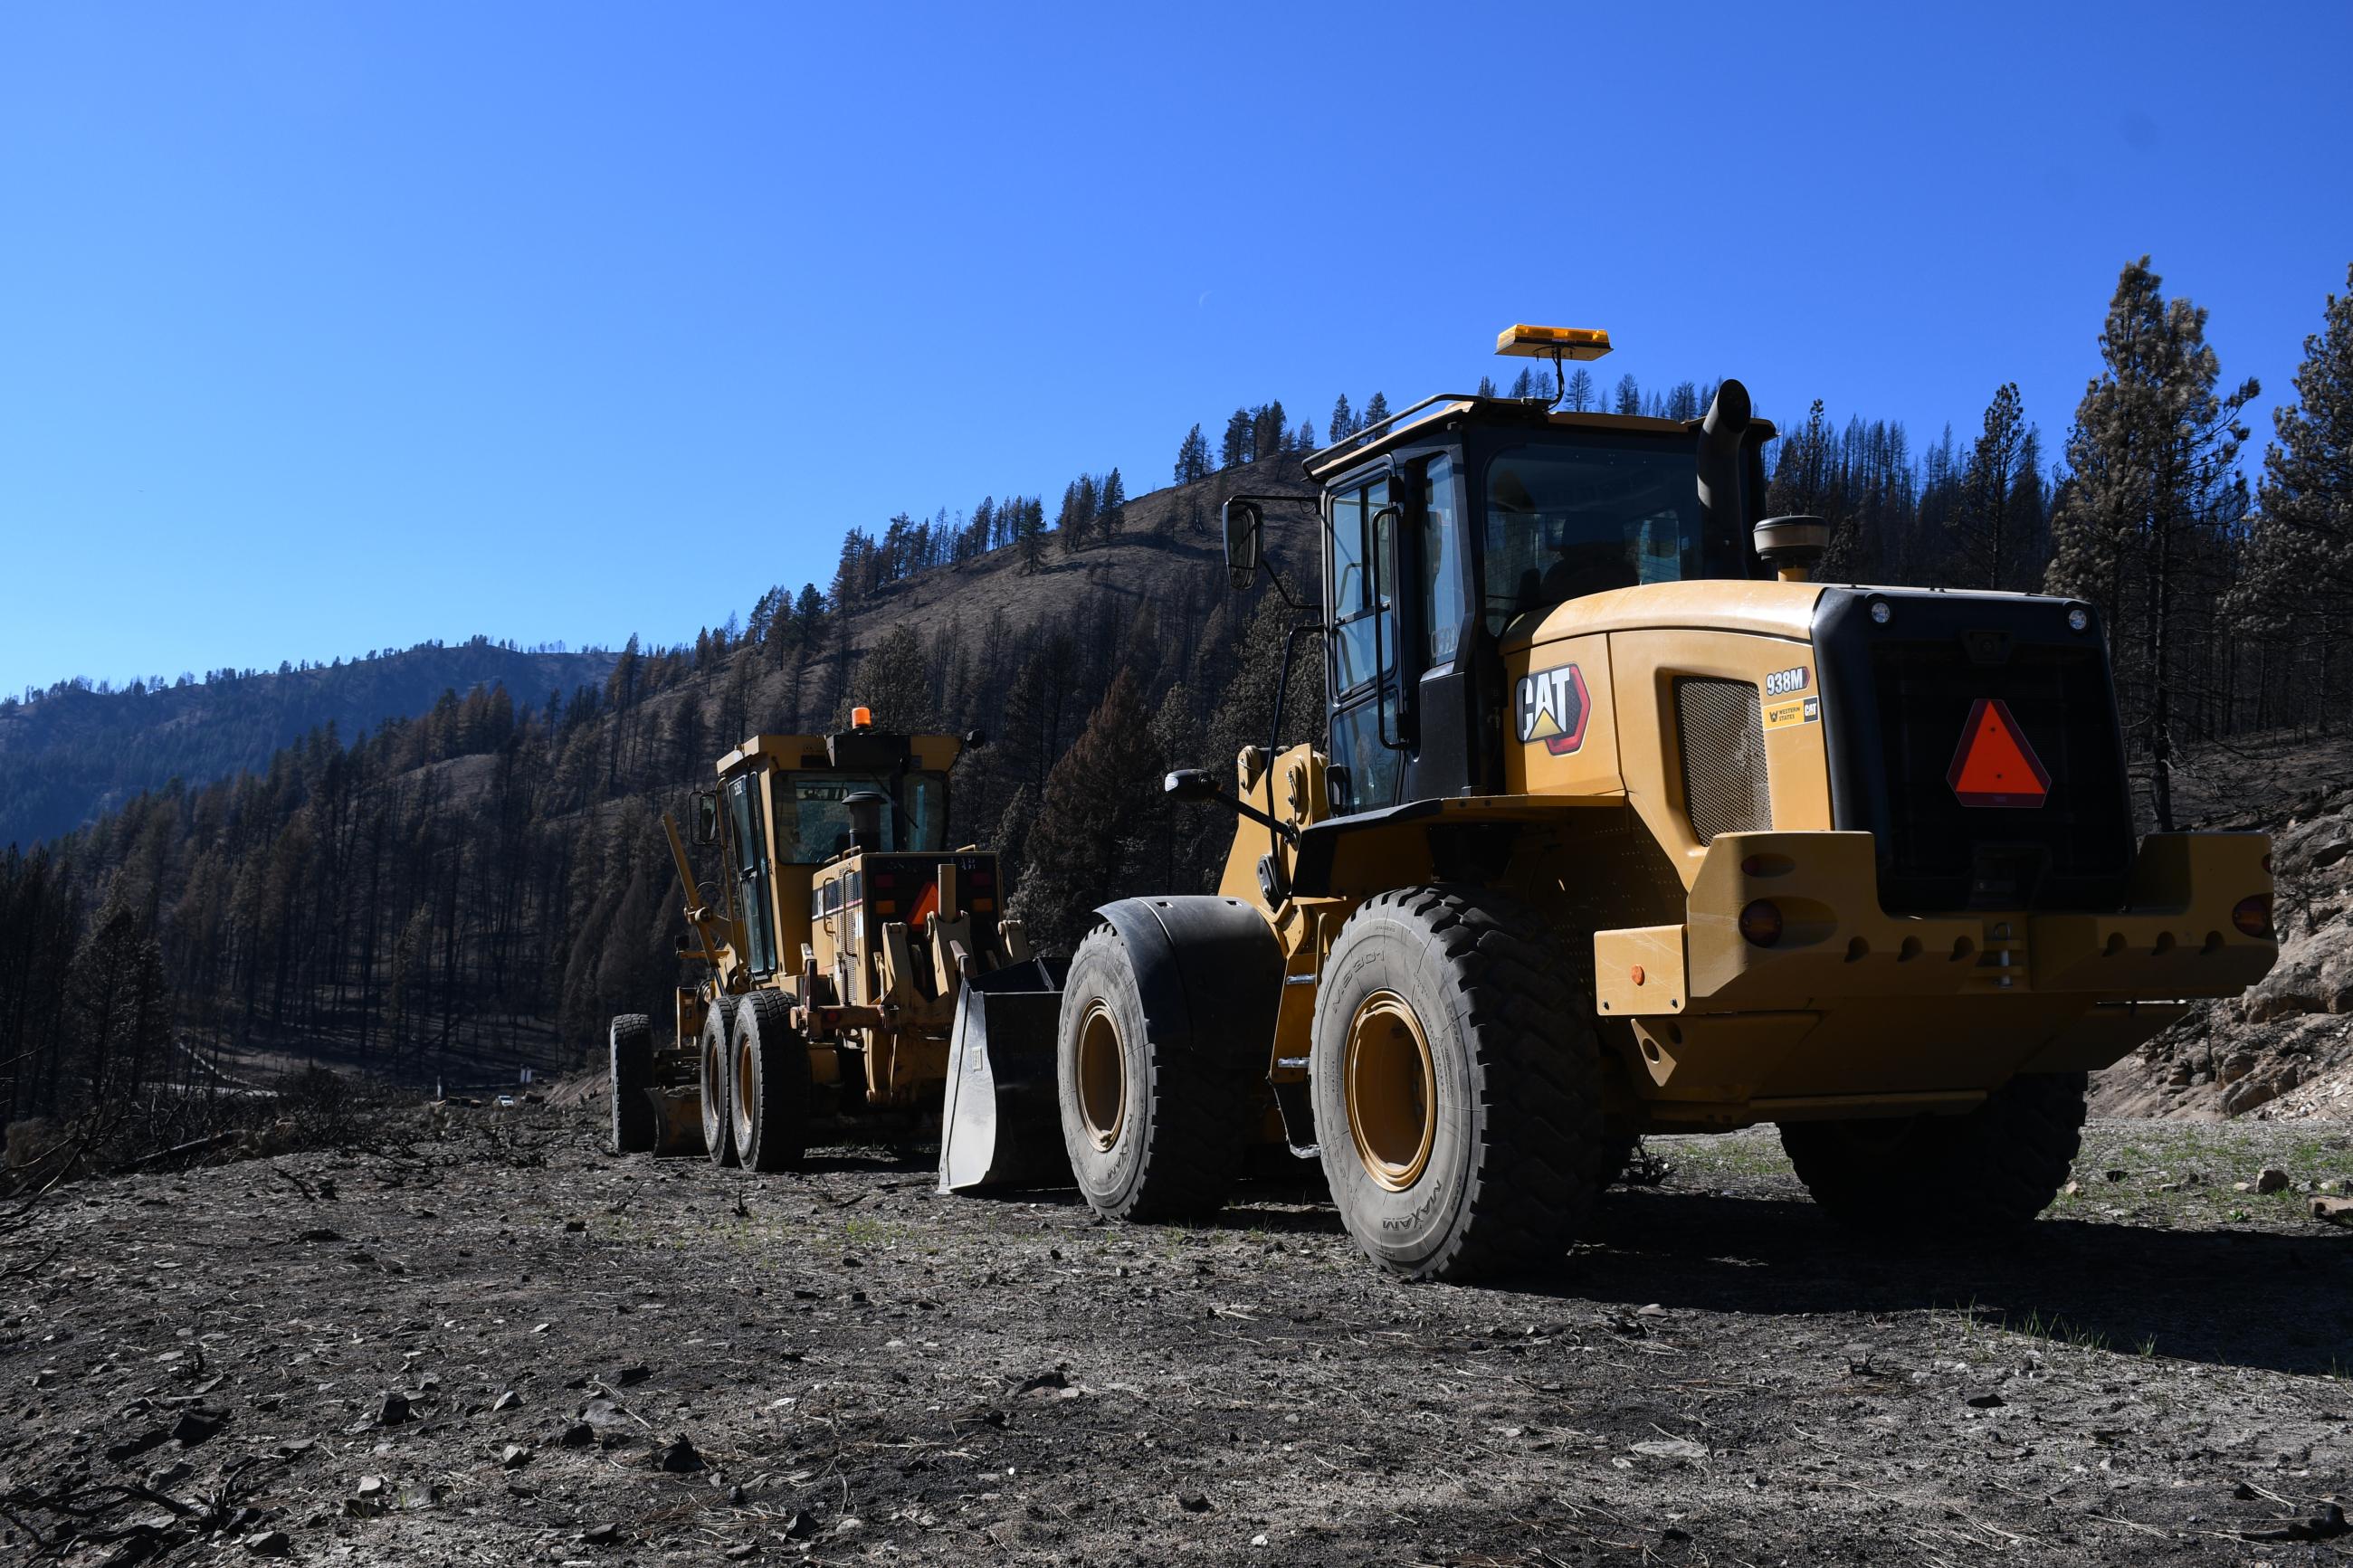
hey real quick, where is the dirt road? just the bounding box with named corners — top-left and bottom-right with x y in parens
top-left (5, 1104), bottom-right (2349, 1565)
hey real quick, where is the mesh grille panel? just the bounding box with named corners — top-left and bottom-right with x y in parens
top-left (1676, 678), bottom-right (1770, 841)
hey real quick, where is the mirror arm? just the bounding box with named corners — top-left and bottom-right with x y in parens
top-left (1164, 770), bottom-right (1299, 845)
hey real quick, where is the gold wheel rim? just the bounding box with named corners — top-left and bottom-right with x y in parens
top-left (1346, 990), bottom-right (1436, 1192)
top-left (1075, 1001), bottom-right (1126, 1154)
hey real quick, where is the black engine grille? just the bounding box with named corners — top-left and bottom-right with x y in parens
top-left (1815, 591), bottom-right (2136, 913)
top-left (1675, 677), bottom-right (1770, 841)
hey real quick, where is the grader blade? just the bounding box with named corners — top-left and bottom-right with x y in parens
top-left (646, 1087), bottom-right (708, 1157)
top-left (938, 955), bottom-right (1071, 1193)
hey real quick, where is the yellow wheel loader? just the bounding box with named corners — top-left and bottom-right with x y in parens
top-left (607, 713), bottom-right (1060, 1173)
top-left (940, 324), bottom-right (2279, 1281)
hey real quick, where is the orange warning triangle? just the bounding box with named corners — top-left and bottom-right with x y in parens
top-left (1947, 698), bottom-right (2051, 808)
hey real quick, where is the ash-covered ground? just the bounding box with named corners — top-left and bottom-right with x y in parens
top-left (5, 1101), bottom-right (2350, 1566)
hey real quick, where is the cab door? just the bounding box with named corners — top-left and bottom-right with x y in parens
top-left (1326, 477), bottom-right (1398, 814)
top-left (724, 773), bottom-right (780, 976)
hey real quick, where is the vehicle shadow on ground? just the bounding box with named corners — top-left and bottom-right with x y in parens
top-left (1559, 1188), bottom-right (2353, 1377)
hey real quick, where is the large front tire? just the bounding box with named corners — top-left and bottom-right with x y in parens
top-left (731, 992), bottom-right (810, 1173)
top-left (1778, 1070), bottom-right (2088, 1233)
top-left (700, 1003), bottom-right (738, 1167)
top-left (1311, 886), bottom-right (1603, 1282)
top-left (1056, 922), bottom-right (1254, 1221)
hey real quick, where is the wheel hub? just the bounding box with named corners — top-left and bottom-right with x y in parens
top-left (1075, 1000), bottom-right (1126, 1153)
top-left (1345, 991), bottom-right (1436, 1192)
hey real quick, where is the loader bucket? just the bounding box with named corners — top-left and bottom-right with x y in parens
top-left (647, 1087), bottom-right (708, 1158)
top-left (938, 955), bottom-right (1071, 1193)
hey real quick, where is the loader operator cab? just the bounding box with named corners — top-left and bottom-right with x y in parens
top-left (1231, 327), bottom-right (1773, 818)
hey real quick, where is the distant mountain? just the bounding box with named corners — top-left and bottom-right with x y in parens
top-left (0, 638), bottom-right (619, 848)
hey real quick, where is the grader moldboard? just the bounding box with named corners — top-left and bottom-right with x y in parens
top-left (937, 323), bottom-right (2280, 1282)
top-left (606, 714), bottom-right (1064, 1179)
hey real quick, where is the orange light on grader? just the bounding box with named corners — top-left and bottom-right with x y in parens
top-left (851, 706), bottom-right (873, 728)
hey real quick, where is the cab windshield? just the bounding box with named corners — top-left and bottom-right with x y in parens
top-left (776, 771), bottom-right (948, 863)
top-left (1480, 435), bottom-right (1710, 633)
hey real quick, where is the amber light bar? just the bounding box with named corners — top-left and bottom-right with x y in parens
top-left (1494, 324), bottom-right (1613, 360)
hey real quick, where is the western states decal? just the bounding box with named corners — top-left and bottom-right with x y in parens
top-left (1516, 662), bottom-right (1590, 755)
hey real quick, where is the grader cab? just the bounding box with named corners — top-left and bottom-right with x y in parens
top-left (943, 323), bottom-right (2280, 1281)
top-left (607, 714), bottom-right (1052, 1170)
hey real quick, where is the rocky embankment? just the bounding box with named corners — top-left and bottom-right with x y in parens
top-left (2094, 769), bottom-right (2353, 1121)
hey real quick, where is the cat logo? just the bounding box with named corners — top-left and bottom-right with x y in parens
top-left (1515, 662), bottom-right (1590, 756)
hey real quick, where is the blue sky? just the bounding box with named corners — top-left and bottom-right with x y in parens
top-left (3, 3), bottom-right (2348, 698)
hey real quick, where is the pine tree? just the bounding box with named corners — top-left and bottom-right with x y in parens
top-left (1509, 367), bottom-right (1536, 400)
top-left (1004, 669), bottom-right (1164, 951)
top-left (1295, 419), bottom-right (1317, 451)
top-left (1361, 392), bottom-right (1389, 433)
top-left (1666, 382), bottom-right (1700, 421)
top-left (860, 624), bottom-right (933, 731)
top-left (1476, 375), bottom-right (1497, 398)
top-left (2236, 264), bottom-right (2353, 707)
top-left (1566, 366), bottom-right (1595, 412)
top-left (1098, 469), bottom-right (1127, 540)
top-left (1175, 424), bottom-right (1211, 486)
top-left (1329, 393), bottom-right (1355, 442)
top-left (2044, 257), bottom-right (2256, 831)
top-left (1222, 408), bottom-right (1252, 468)
top-left (1615, 375), bottom-right (1641, 415)
top-left (1953, 383), bottom-right (2032, 590)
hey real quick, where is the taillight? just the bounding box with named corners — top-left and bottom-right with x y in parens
top-left (1739, 900), bottom-right (1783, 947)
top-left (2232, 895), bottom-right (2273, 938)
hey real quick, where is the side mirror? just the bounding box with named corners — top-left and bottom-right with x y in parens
top-left (692, 792), bottom-right (719, 847)
top-left (1222, 499), bottom-right (1262, 591)
top-left (1163, 768), bottom-right (1220, 802)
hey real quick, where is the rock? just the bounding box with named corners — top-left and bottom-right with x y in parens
top-left (500, 1444), bottom-right (531, 1469)
top-left (243, 1530), bottom-right (292, 1557)
top-left (782, 1509), bottom-right (817, 1540)
top-left (564, 1219), bottom-right (586, 1232)
top-left (172, 1407), bottom-right (227, 1446)
top-left (1177, 1492), bottom-right (1212, 1513)
top-left (655, 1435), bottom-right (705, 1473)
top-left (376, 1391), bottom-right (411, 1426)
top-left (615, 1364), bottom-right (651, 1386)
top-left (1635, 1303), bottom-right (1670, 1318)
top-left (583, 1522), bottom-right (622, 1545)
top-left (557, 1421), bottom-right (595, 1448)
top-left (1966, 1391), bottom-right (2006, 1409)
top-left (2062, 1180), bottom-right (2082, 1197)
top-left (146, 1460), bottom-right (193, 1489)
top-left (2313, 1196), bottom-right (2353, 1226)
top-left (724, 1544), bottom-right (757, 1560)
top-left (1631, 1438), bottom-right (1708, 1459)
top-left (2256, 1167), bottom-right (2292, 1195)
top-left (491, 1389), bottom-right (521, 1412)
top-left (2234, 1182), bottom-right (2254, 1193)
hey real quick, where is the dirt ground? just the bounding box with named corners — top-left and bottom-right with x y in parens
top-left (5, 1102), bottom-right (2351, 1567)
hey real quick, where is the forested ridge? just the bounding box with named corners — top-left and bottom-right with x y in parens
top-left (5, 257), bottom-right (2348, 1137)
top-left (0, 637), bottom-right (619, 851)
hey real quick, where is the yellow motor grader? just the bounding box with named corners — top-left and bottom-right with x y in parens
top-left (607, 714), bottom-right (1057, 1171)
top-left (940, 324), bottom-right (2279, 1281)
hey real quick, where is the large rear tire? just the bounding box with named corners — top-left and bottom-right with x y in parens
top-left (1056, 921), bottom-right (1253, 1221)
top-left (1778, 1070), bottom-right (2089, 1233)
top-left (609, 1014), bottom-right (656, 1155)
top-left (731, 991), bottom-right (810, 1173)
top-left (1311, 885), bottom-right (1603, 1282)
top-left (700, 1003), bottom-right (738, 1168)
